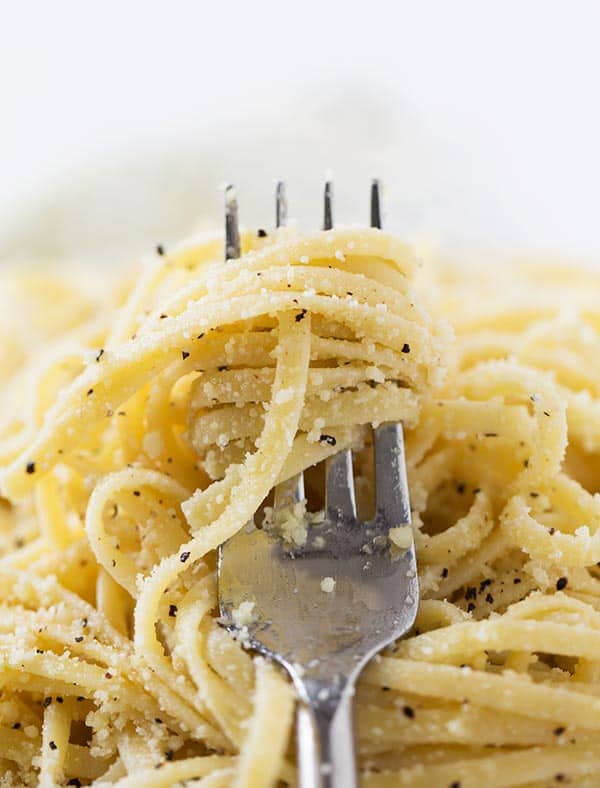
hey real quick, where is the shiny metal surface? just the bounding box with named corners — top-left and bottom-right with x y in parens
top-left (224, 184), bottom-right (240, 260)
top-left (218, 181), bottom-right (418, 788)
top-left (276, 180), bottom-right (288, 229)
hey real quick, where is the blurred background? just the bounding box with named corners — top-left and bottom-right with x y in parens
top-left (2, 1), bottom-right (600, 266)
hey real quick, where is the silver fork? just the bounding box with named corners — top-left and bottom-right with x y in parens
top-left (218, 181), bottom-right (419, 788)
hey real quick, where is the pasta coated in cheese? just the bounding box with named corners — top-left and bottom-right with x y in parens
top-left (0, 228), bottom-right (600, 787)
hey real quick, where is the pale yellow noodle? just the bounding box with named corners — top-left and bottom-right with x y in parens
top-left (0, 231), bottom-right (599, 786)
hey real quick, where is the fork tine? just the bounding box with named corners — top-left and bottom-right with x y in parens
top-left (370, 179), bottom-right (382, 229)
top-left (274, 472), bottom-right (305, 510)
top-left (371, 183), bottom-right (410, 525)
top-left (274, 181), bottom-right (304, 509)
top-left (326, 450), bottom-right (357, 520)
top-left (225, 184), bottom-right (241, 261)
top-left (322, 179), bottom-right (356, 519)
top-left (276, 181), bottom-right (287, 228)
top-left (323, 181), bottom-right (333, 231)
top-left (374, 422), bottom-right (411, 527)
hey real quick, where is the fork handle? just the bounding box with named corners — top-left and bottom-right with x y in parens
top-left (296, 685), bottom-right (357, 788)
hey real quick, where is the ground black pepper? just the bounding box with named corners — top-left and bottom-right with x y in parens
top-left (319, 434), bottom-right (337, 446)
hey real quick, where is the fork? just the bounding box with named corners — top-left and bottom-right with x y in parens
top-left (218, 181), bottom-right (419, 788)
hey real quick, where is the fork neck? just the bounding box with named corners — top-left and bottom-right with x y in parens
top-left (295, 676), bottom-right (358, 788)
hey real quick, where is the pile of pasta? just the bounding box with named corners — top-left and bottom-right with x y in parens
top-left (0, 228), bottom-right (600, 787)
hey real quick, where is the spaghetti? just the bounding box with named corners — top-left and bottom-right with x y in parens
top-left (1, 229), bottom-right (600, 786)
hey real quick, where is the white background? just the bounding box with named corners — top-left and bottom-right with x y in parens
top-left (2, 1), bottom-right (600, 265)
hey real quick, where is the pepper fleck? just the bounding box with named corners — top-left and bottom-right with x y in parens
top-left (257, 228), bottom-right (268, 237)
top-left (12, 722), bottom-right (20, 729)
top-left (401, 343), bottom-right (411, 353)
top-left (441, 567), bottom-right (449, 578)
top-left (295, 309), bottom-right (308, 322)
top-left (180, 551), bottom-right (191, 563)
top-left (402, 705), bottom-right (415, 718)
top-left (485, 593), bottom-right (494, 604)
top-left (169, 604), bottom-right (178, 617)
top-left (467, 602), bottom-right (476, 613)
top-left (181, 351), bottom-right (190, 360)
top-left (554, 726), bottom-right (566, 736)
top-left (26, 462), bottom-right (36, 474)
top-left (156, 244), bottom-right (165, 256)
top-left (49, 741), bottom-right (57, 750)
top-left (319, 434), bottom-right (337, 446)
top-left (133, 490), bottom-right (141, 497)
top-left (95, 348), bottom-right (104, 362)
top-left (75, 636), bottom-right (84, 643)
top-left (43, 697), bottom-right (52, 707)
top-left (556, 577), bottom-right (568, 591)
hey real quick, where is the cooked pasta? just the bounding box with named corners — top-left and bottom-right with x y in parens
top-left (1, 228), bottom-right (600, 787)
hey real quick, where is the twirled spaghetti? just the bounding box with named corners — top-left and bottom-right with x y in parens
top-left (1, 229), bottom-right (600, 787)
